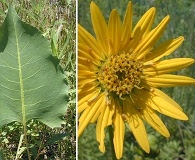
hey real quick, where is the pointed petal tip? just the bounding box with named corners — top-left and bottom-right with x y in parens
top-left (128, 1), bottom-right (132, 5)
top-left (179, 36), bottom-right (185, 41)
top-left (144, 147), bottom-right (150, 154)
top-left (149, 7), bottom-right (156, 12)
top-left (177, 36), bottom-right (185, 43)
top-left (111, 9), bottom-right (118, 14)
top-left (182, 114), bottom-right (189, 121)
top-left (166, 132), bottom-right (170, 138)
top-left (166, 15), bottom-right (170, 19)
top-left (127, 1), bottom-right (132, 9)
top-left (163, 15), bottom-right (170, 23)
top-left (116, 155), bottom-right (122, 160)
top-left (150, 7), bottom-right (156, 14)
top-left (90, 1), bottom-right (98, 10)
top-left (99, 145), bottom-right (105, 153)
top-left (145, 7), bottom-right (156, 17)
top-left (176, 112), bottom-right (188, 121)
top-left (144, 7), bottom-right (156, 17)
top-left (90, 1), bottom-right (95, 5)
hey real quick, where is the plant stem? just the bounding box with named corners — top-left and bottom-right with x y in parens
top-left (108, 125), bottom-right (117, 160)
top-left (35, 125), bottom-right (46, 160)
top-left (23, 124), bottom-right (31, 160)
top-left (15, 134), bottom-right (24, 160)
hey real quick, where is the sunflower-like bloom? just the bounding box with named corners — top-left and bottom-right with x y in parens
top-left (78, 1), bottom-right (195, 159)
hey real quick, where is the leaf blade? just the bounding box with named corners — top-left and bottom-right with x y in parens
top-left (0, 6), bottom-right (69, 128)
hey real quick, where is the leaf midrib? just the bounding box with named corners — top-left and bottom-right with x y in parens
top-left (13, 15), bottom-right (26, 125)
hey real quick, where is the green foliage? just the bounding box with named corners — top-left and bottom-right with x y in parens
top-left (0, 0), bottom-right (76, 159)
top-left (0, 150), bottom-right (5, 160)
top-left (78, 0), bottom-right (195, 159)
top-left (0, 5), bottom-right (68, 128)
top-left (0, 5), bottom-right (69, 160)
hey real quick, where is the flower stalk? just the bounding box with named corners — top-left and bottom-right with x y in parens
top-left (108, 126), bottom-right (117, 160)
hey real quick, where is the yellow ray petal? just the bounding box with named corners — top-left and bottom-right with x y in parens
top-left (78, 43), bottom-right (102, 66)
top-left (133, 7), bottom-right (156, 38)
top-left (152, 88), bottom-right (183, 110)
top-left (78, 77), bottom-right (97, 87)
top-left (136, 16), bottom-right (170, 59)
top-left (144, 58), bottom-right (194, 76)
top-left (78, 45), bottom-right (94, 62)
top-left (78, 71), bottom-right (96, 80)
top-left (123, 99), bottom-right (150, 153)
top-left (145, 36), bottom-right (184, 62)
top-left (78, 70), bottom-right (96, 77)
top-left (96, 95), bottom-right (114, 152)
top-left (78, 87), bottom-right (101, 113)
top-left (146, 74), bottom-right (195, 87)
top-left (79, 102), bottom-right (90, 114)
top-left (128, 7), bottom-right (156, 52)
top-left (126, 90), bottom-right (170, 137)
top-left (78, 82), bottom-right (99, 94)
top-left (78, 102), bottom-right (88, 114)
top-left (78, 25), bottom-right (105, 60)
top-left (78, 74), bottom-right (97, 80)
top-left (121, 2), bottom-right (133, 50)
top-left (90, 103), bottom-right (102, 123)
top-left (148, 89), bottom-right (188, 120)
top-left (78, 93), bottom-right (105, 137)
top-left (78, 87), bottom-right (97, 103)
top-left (142, 107), bottom-right (170, 137)
top-left (78, 107), bottom-right (91, 136)
top-left (90, 91), bottom-right (113, 123)
top-left (133, 88), bottom-right (184, 117)
top-left (79, 84), bottom-right (100, 101)
top-left (78, 58), bottom-right (98, 72)
top-left (78, 74), bottom-right (96, 79)
top-left (108, 9), bottom-right (122, 55)
top-left (113, 100), bottom-right (125, 159)
top-left (90, 2), bottom-right (109, 55)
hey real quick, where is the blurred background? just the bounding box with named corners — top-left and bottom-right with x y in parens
top-left (78, 0), bottom-right (195, 159)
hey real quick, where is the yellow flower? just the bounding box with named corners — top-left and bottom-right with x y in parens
top-left (78, 1), bottom-right (195, 159)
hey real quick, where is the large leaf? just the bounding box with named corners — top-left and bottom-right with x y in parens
top-left (45, 133), bottom-right (68, 145)
top-left (0, 6), bottom-right (69, 128)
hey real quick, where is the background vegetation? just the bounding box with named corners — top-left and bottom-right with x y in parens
top-left (0, 0), bottom-right (76, 159)
top-left (78, 0), bottom-right (195, 159)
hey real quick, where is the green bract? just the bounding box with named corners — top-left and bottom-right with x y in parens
top-left (0, 6), bottom-right (68, 128)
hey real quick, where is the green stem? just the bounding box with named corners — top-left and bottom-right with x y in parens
top-left (23, 124), bottom-right (31, 160)
top-left (15, 134), bottom-right (24, 160)
top-left (35, 125), bottom-right (46, 160)
top-left (108, 126), bottom-right (117, 160)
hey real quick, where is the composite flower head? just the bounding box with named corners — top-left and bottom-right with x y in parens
top-left (78, 1), bottom-right (195, 159)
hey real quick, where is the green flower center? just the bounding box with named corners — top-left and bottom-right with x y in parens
top-left (98, 53), bottom-right (144, 98)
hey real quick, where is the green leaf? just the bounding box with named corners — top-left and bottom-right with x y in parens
top-left (0, 150), bottom-right (5, 160)
top-left (45, 133), bottom-right (68, 145)
top-left (30, 145), bottom-right (38, 159)
top-left (0, 6), bottom-right (69, 128)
